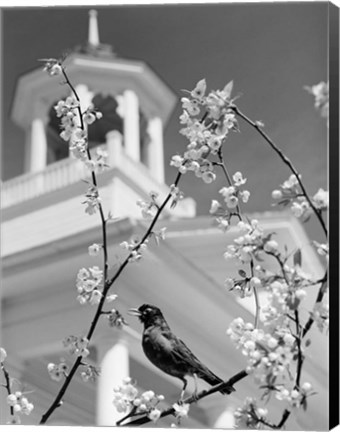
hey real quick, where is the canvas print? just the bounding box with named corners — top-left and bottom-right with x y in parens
top-left (0, 2), bottom-right (331, 429)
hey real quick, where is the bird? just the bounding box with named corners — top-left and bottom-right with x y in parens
top-left (128, 304), bottom-right (235, 399)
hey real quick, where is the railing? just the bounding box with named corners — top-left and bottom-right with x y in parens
top-left (1, 147), bottom-right (105, 209)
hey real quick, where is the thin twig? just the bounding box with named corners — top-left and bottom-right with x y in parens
top-left (39, 71), bottom-right (182, 422)
top-left (1, 364), bottom-right (14, 417)
top-left (231, 105), bottom-right (328, 238)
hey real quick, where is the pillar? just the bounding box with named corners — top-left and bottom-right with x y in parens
top-left (25, 116), bottom-right (48, 173)
top-left (147, 116), bottom-right (164, 183)
top-left (106, 130), bottom-right (123, 167)
top-left (96, 335), bottom-right (129, 426)
top-left (123, 90), bottom-right (140, 162)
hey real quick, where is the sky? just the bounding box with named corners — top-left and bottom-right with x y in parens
top-left (1, 2), bottom-right (328, 239)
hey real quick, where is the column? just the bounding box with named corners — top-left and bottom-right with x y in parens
top-left (147, 116), bottom-right (164, 183)
top-left (96, 335), bottom-right (129, 426)
top-left (25, 116), bottom-right (48, 173)
top-left (106, 130), bottom-right (123, 168)
top-left (123, 90), bottom-right (140, 162)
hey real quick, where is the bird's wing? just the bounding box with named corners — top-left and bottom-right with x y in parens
top-left (170, 335), bottom-right (215, 377)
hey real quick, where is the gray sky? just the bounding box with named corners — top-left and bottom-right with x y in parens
top-left (1, 3), bottom-right (328, 238)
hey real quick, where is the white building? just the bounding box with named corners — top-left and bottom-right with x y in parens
top-left (1, 11), bottom-right (328, 429)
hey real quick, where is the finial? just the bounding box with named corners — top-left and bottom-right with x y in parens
top-left (88, 10), bottom-right (100, 47)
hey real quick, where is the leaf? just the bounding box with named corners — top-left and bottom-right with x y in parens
top-left (238, 269), bottom-right (247, 278)
top-left (293, 248), bottom-right (302, 267)
top-left (305, 339), bottom-right (312, 347)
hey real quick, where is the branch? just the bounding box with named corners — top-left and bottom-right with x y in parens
top-left (40, 68), bottom-right (183, 424)
top-left (231, 105), bottom-right (328, 238)
top-left (1, 363), bottom-right (14, 417)
top-left (302, 274), bottom-right (328, 338)
top-left (120, 370), bottom-right (248, 426)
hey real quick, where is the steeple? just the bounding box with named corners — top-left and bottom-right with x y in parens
top-left (7, 9), bottom-right (195, 218)
top-left (75, 9), bottom-right (114, 57)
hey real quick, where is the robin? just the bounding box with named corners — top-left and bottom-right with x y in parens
top-left (128, 304), bottom-right (235, 399)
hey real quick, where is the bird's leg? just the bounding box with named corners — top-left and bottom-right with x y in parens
top-left (179, 378), bottom-right (188, 402)
top-left (192, 373), bottom-right (199, 401)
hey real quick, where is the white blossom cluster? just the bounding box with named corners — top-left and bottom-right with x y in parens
top-left (209, 171), bottom-right (250, 231)
top-left (227, 318), bottom-right (295, 378)
top-left (120, 237), bottom-right (148, 263)
top-left (223, 219), bottom-right (276, 263)
top-left (171, 79), bottom-right (238, 183)
top-left (53, 96), bottom-right (103, 165)
top-left (227, 318), bottom-right (314, 410)
top-left (80, 363), bottom-right (101, 383)
top-left (1, 348), bottom-right (35, 424)
top-left (169, 184), bottom-right (184, 208)
top-left (136, 197), bottom-right (158, 220)
top-left (305, 81), bottom-right (329, 119)
top-left (272, 174), bottom-right (328, 219)
top-left (312, 302), bottom-right (329, 333)
top-left (0, 346), bottom-right (7, 363)
top-left (106, 308), bottom-right (128, 329)
top-left (7, 391), bottom-right (34, 420)
top-left (234, 397), bottom-right (268, 429)
top-left (83, 184), bottom-right (102, 215)
top-left (112, 378), bottom-right (164, 423)
top-left (76, 266), bottom-right (103, 305)
top-left (47, 361), bottom-right (69, 382)
top-left (41, 58), bottom-right (63, 76)
top-left (63, 335), bottom-right (90, 358)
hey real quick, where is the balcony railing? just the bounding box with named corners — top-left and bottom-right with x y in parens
top-left (1, 148), bottom-right (104, 209)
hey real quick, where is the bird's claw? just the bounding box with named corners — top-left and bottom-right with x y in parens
top-left (191, 390), bottom-right (199, 402)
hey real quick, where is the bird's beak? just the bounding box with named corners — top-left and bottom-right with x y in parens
top-left (128, 308), bottom-right (142, 317)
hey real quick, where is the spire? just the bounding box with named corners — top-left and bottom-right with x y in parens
top-left (74, 9), bottom-right (114, 57)
top-left (88, 10), bottom-right (100, 47)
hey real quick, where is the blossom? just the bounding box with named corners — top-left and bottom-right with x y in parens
top-left (240, 190), bottom-right (250, 203)
top-left (148, 408), bottom-right (161, 423)
top-left (313, 241), bottom-right (329, 261)
top-left (0, 347), bottom-right (7, 363)
top-left (80, 364), bottom-right (100, 382)
top-left (263, 239), bottom-right (279, 254)
top-left (136, 199), bottom-right (157, 220)
top-left (63, 335), bottom-right (90, 358)
top-left (41, 58), bottom-right (63, 76)
top-left (272, 189), bottom-right (283, 199)
top-left (47, 361), bottom-right (68, 382)
top-left (76, 266), bottom-right (103, 305)
top-left (173, 402), bottom-right (190, 419)
top-left (209, 200), bottom-right (221, 214)
top-left (234, 397), bottom-right (268, 429)
top-left (6, 392), bottom-right (34, 417)
top-left (313, 188), bottom-right (329, 210)
top-left (233, 171), bottom-right (247, 186)
top-left (282, 174), bottom-right (299, 190)
top-left (190, 78), bottom-right (207, 100)
top-left (107, 309), bottom-right (128, 328)
top-left (112, 379), bottom-right (165, 419)
top-left (83, 184), bottom-right (101, 215)
top-left (83, 108), bottom-right (103, 125)
top-left (305, 81), bottom-right (329, 118)
top-left (312, 302), bottom-right (329, 333)
top-left (88, 243), bottom-right (101, 256)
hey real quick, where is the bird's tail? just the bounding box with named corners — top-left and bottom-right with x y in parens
top-left (200, 371), bottom-right (235, 395)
